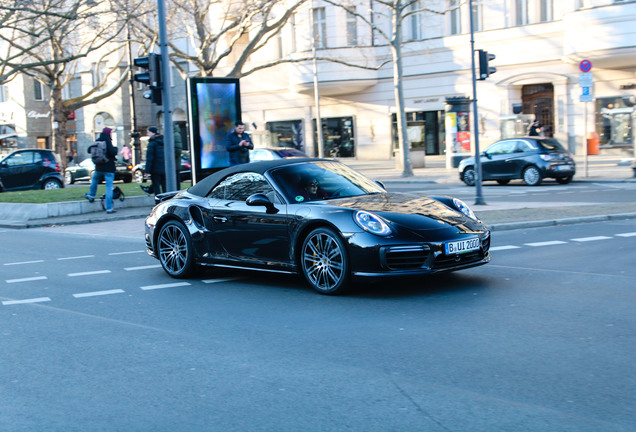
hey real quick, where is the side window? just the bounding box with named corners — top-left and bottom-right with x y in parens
top-left (208, 172), bottom-right (275, 202)
top-left (486, 142), bottom-right (506, 155)
top-left (516, 140), bottom-right (536, 152)
top-left (7, 152), bottom-right (32, 167)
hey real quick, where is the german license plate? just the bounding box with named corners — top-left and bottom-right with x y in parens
top-left (444, 237), bottom-right (480, 255)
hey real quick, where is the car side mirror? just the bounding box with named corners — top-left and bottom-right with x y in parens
top-left (375, 180), bottom-right (386, 190)
top-left (482, 152), bottom-right (491, 159)
top-left (0, 161), bottom-right (7, 168)
top-left (246, 193), bottom-right (279, 214)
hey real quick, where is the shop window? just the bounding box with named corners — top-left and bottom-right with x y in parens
top-left (391, 111), bottom-right (443, 155)
top-left (266, 120), bottom-right (304, 151)
top-left (596, 97), bottom-right (634, 147)
top-left (313, 117), bottom-right (355, 158)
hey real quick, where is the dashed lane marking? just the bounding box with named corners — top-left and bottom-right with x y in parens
top-left (140, 282), bottom-right (191, 290)
top-left (4, 260), bottom-right (44, 266)
top-left (125, 264), bottom-right (162, 271)
top-left (524, 241), bottom-right (568, 247)
top-left (489, 246), bottom-right (521, 251)
top-left (67, 270), bottom-right (112, 277)
top-left (108, 250), bottom-right (146, 256)
top-left (571, 236), bottom-right (613, 242)
top-left (616, 232), bottom-right (636, 237)
top-left (6, 276), bottom-right (48, 284)
top-left (58, 255), bottom-right (95, 261)
top-left (2, 297), bottom-right (51, 305)
top-left (73, 289), bottom-right (125, 298)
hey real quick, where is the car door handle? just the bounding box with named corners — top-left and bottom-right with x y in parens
top-left (213, 216), bottom-right (227, 223)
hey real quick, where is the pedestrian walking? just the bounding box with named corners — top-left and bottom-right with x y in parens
top-left (144, 126), bottom-right (166, 195)
top-left (84, 127), bottom-right (118, 213)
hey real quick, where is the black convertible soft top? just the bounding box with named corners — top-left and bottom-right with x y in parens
top-left (188, 158), bottom-right (325, 197)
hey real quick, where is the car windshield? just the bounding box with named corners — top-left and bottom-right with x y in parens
top-left (537, 138), bottom-right (567, 152)
top-left (269, 160), bottom-right (386, 202)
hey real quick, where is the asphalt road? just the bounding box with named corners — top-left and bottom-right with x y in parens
top-left (1, 218), bottom-right (635, 431)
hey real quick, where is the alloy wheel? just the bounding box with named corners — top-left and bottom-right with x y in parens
top-left (301, 228), bottom-right (348, 295)
top-left (158, 221), bottom-right (194, 277)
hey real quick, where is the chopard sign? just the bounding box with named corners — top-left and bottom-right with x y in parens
top-left (27, 111), bottom-right (50, 119)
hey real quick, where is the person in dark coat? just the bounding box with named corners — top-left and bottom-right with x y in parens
top-left (84, 127), bottom-right (118, 213)
top-left (145, 126), bottom-right (166, 195)
top-left (528, 119), bottom-right (542, 136)
top-left (225, 121), bottom-right (254, 165)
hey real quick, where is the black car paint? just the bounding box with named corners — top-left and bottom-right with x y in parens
top-left (64, 158), bottom-right (133, 184)
top-left (145, 159), bottom-right (490, 293)
top-left (0, 149), bottom-right (64, 191)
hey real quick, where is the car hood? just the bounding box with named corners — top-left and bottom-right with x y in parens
top-left (328, 192), bottom-right (484, 232)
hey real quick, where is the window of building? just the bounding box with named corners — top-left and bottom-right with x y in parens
top-left (391, 111), bottom-right (444, 155)
top-left (266, 120), bottom-right (304, 151)
top-left (33, 79), bottom-right (44, 101)
top-left (313, 117), bottom-right (355, 157)
top-left (290, 14), bottom-right (297, 53)
top-left (515, 0), bottom-right (528, 25)
top-left (539, 0), bottom-right (552, 22)
top-left (471, 0), bottom-right (483, 32)
top-left (448, 0), bottom-right (461, 35)
top-left (595, 97), bottom-right (635, 147)
top-left (92, 61), bottom-right (108, 88)
top-left (575, 0), bottom-right (590, 8)
top-left (407, 2), bottom-right (422, 41)
top-left (346, 7), bottom-right (358, 46)
top-left (0, 85), bottom-right (7, 102)
top-left (313, 8), bottom-right (327, 48)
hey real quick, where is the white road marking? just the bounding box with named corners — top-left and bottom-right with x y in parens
top-left (571, 236), bottom-right (612, 242)
top-left (4, 260), bottom-right (44, 266)
top-left (3, 297), bottom-right (51, 305)
top-left (140, 282), bottom-right (191, 290)
top-left (489, 246), bottom-right (521, 251)
top-left (616, 232), bottom-right (636, 237)
top-left (67, 270), bottom-right (112, 277)
top-left (202, 278), bottom-right (242, 284)
top-left (125, 264), bottom-right (162, 271)
top-left (6, 276), bottom-right (48, 284)
top-left (524, 241), bottom-right (568, 247)
top-left (73, 289), bottom-right (125, 298)
top-left (58, 255), bottom-right (95, 261)
top-left (109, 250), bottom-right (146, 256)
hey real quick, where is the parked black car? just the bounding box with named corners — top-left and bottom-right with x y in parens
top-left (64, 157), bottom-right (133, 184)
top-left (0, 148), bottom-right (64, 191)
top-left (133, 153), bottom-right (192, 183)
top-left (459, 137), bottom-right (576, 186)
top-left (144, 158), bottom-right (490, 295)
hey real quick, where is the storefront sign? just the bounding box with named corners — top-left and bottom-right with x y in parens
top-left (27, 111), bottom-right (50, 119)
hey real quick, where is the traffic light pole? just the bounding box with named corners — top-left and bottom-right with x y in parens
top-left (157, 0), bottom-right (176, 192)
top-left (469, 0), bottom-right (486, 205)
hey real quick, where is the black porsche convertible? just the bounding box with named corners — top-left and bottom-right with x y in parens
top-left (144, 159), bottom-right (491, 294)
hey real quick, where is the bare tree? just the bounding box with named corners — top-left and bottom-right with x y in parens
top-left (3, 0), bottom-right (137, 166)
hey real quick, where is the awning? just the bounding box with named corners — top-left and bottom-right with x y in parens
top-left (0, 133), bottom-right (18, 140)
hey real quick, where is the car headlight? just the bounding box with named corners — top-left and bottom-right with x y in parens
top-left (540, 154), bottom-right (557, 161)
top-left (354, 211), bottom-right (392, 236)
top-left (452, 198), bottom-right (478, 220)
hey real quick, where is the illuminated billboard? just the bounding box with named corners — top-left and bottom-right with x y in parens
top-left (186, 77), bottom-right (241, 183)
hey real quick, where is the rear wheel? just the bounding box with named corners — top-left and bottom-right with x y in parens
top-left (42, 178), bottom-right (62, 190)
top-left (556, 175), bottom-right (573, 184)
top-left (522, 166), bottom-right (542, 186)
top-left (301, 227), bottom-right (349, 295)
top-left (64, 171), bottom-right (74, 184)
top-left (157, 220), bottom-right (196, 278)
top-left (462, 167), bottom-right (476, 186)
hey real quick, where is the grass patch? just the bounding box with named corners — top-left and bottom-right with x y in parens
top-left (0, 182), bottom-right (170, 204)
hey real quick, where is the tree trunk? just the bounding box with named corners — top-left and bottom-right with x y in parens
top-left (50, 85), bottom-right (69, 170)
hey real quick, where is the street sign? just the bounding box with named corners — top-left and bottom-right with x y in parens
top-left (579, 72), bottom-right (593, 86)
top-left (579, 59), bottom-right (593, 73)
top-left (580, 86), bottom-right (594, 102)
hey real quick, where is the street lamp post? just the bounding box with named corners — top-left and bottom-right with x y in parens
top-left (469, 0), bottom-right (486, 205)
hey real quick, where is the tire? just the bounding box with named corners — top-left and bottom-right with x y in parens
top-left (134, 170), bottom-right (144, 183)
top-left (123, 175), bottom-right (133, 183)
top-left (301, 227), bottom-right (349, 295)
top-left (64, 171), bottom-right (74, 184)
top-left (157, 220), bottom-right (196, 278)
top-left (522, 166), bottom-right (542, 186)
top-left (462, 167), bottom-right (476, 186)
top-left (496, 179), bottom-right (510, 185)
top-left (556, 176), bottom-right (573, 185)
top-left (42, 178), bottom-right (62, 190)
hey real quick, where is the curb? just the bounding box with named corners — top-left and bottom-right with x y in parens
top-left (488, 212), bottom-right (636, 231)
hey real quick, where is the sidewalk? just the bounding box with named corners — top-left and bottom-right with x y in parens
top-left (2, 155), bottom-right (635, 231)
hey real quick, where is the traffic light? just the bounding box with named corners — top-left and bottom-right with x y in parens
top-left (477, 50), bottom-right (496, 80)
top-left (133, 53), bottom-right (162, 105)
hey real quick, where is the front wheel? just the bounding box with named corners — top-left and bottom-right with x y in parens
top-left (462, 167), bottom-right (476, 186)
top-left (42, 179), bottom-right (62, 190)
top-left (157, 220), bottom-right (196, 278)
top-left (301, 227), bottom-right (349, 295)
top-left (523, 166), bottom-right (543, 186)
top-left (134, 170), bottom-right (144, 183)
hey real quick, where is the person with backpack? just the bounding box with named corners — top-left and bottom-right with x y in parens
top-left (84, 127), bottom-right (118, 213)
top-left (144, 126), bottom-right (166, 195)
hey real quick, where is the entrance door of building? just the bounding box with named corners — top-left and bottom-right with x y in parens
top-left (522, 84), bottom-right (554, 137)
